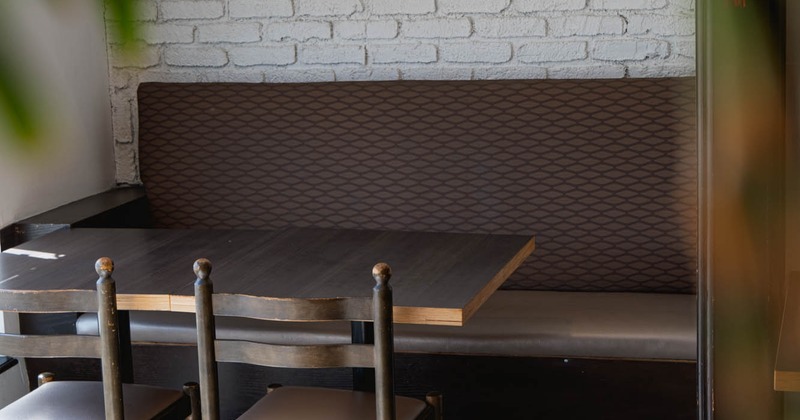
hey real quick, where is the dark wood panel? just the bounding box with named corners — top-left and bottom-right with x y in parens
top-left (0, 187), bottom-right (150, 251)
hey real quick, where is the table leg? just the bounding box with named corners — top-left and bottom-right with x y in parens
top-left (118, 310), bottom-right (134, 383)
top-left (351, 321), bottom-right (375, 391)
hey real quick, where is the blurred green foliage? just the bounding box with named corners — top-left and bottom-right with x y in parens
top-left (0, 0), bottom-right (138, 151)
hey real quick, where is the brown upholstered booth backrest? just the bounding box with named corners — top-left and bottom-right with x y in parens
top-left (138, 78), bottom-right (696, 293)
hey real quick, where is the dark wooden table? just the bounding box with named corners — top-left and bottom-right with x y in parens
top-left (0, 227), bottom-right (535, 326)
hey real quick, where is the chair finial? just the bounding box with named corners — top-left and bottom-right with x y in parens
top-left (372, 262), bottom-right (391, 285)
top-left (194, 258), bottom-right (213, 280)
top-left (95, 257), bottom-right (114, 277)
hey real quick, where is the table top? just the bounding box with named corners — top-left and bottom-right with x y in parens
top-left (775, 272), bottom-right (800, 391)
top-left (0, 228), bottom-right (535, 326)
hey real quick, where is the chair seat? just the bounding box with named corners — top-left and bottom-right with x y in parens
top-left (238, 386), bottom-right (429, 420)
top-left (0, 381), bottom-right (188, 420)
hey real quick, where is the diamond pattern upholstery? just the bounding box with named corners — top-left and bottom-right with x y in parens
top-left (138, 78), bottom-right (696, 293)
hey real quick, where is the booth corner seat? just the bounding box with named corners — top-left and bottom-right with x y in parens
top-left (77, 290), bottom-right (696, 361)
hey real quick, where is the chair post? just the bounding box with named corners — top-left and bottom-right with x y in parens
top-left (194, 258), bottom-right (220, 420)
top-left (372, 263), bottom-right (396, 420)
top-left (96, 257), bottom-right (124, 420)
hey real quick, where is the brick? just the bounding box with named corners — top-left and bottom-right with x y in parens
top-left (592, 39), bottom-right (669, 60)
top-left (627, 62), bottom-right (695, 77)
top-left (672, 0), bottom-right (695, 10)
top-left (334, 21), bottom-right (398, 40)
top-left (295, 0), bottom-right (363, 16)
top-left (110, 70), bottom-right (133, 89)
top-left (474, 17), bottom-right (545, 38)
top-left (139, 24), bottom-right (194, 44)
top-left (372, 0), bottom-right (435, 15)
top-left (334, 68), bottom-right (401, 81)
top-left (111, 96), bottom-right (134, 144)
top-left (196, 72), bottom-right (265, 82)
top-left (229, 0), bottom-right (294, 18)
top-left (198, 23), bottom-right (261, 43)
top-left (441, 42), bottom-right (512, 63)
top-left (230, 46), bottom-right (296, 66)
top-left (135, 1), bottom-right (158, 21)
top-left (548, 64), bottom-right (626, 78)
top-left (589, 0), bottom-right (666, 9)
top-left (473, 66), bottom-right (547, 79)
top-left (265, 68), bottom-right (335, 82)
top-left (111, 44), bottom-right (161, 68)
top-left (160, 1), bottom-right (224, 20)
top-left (370, 44), bottom-right (437, 64)
top-left (438, 0), bottom-right (510, 14)
top-left (164, 47), bottom-right (228, 66)
top-left (137, 71), bottom-right (200, 83)
top-left (115, 144), bottom-right (138, 184)
top-left (266, 21), bottom-right (331, 41)
top-left (404, 19), bottom-right (472, 39)
top-left (671, 37), bottom-right (695, 59)
top-left (515, 0), bottom-right (586, 12)
top-left (400, 68), bottom-right (472, 80)
top-left (627, 14), bottom-right (694, 36)
top-left (299, 45), bottom-right (365, 64)
top-left (517, 41), bottom-right (587, 63)
top-left (548, 15), bottom-right (624, 37)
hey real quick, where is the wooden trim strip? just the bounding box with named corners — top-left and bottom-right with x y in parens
top-left (213, 294), bottom-right (373, 322)
top-left (0, 334), bottom-right (101, 358)
top-left (215, 340), bottom-right (374, 369)
top-left (0, 290), bottom-right (97, 313)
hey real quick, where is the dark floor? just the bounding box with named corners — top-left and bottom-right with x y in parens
top-left (25, 345), bottom-right (696, 420)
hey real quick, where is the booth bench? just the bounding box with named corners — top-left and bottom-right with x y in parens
top-left (7, 78), bottom-right (698, 419)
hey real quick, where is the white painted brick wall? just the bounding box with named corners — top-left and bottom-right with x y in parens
top-left (474, 18), bottom-right (545, 38)
top-left (160, 1), bottom-right (224, 20)
top-left (370, 44), bottom-right (436, 64)
top-left (266, 21), bottom-right (331, 41)
top-left (403, 19), bottom-right (472, 39)
top-left (438, 0), bottom-right (510, 14)
top-left (334, 20), bottom-right (398, 40)
top-left (371, 0), bottom-right (435, 15)
top-left (197, 23), bottom-right (262, 43)
top-left (299, 44), bottom-right (365, 64)
top-left (229, 0), bottom-right (294, 18)
top-left (106, 0), bottom-right (696, 184)
top-left (441, 42), bottom-right (512, 64)
top-left (295, 0), bottom-right (363, 16)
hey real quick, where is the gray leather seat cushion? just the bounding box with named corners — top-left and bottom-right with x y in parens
top-left (76, 291), bottom-right (696, 360)
top-left (238, 386), bottom-right (428, 420)
top-left (0, 381), bottom-right (186, 419)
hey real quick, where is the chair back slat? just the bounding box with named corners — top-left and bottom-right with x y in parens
top-left (213, 294), bottom-right (373, 322)
top-left (215, 340), bottom-right (374, 369)
top-left (193, 258), bottom-right (398, 420)
top-left (0, 334), bottom-right (101, 358)
top-left (0, 290), bottom-right (98, 313)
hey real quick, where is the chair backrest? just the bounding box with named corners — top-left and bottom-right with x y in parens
top-left (193, 258), bottom-right (395, 420)
top-left (0, 257), bottom-right (124, 420)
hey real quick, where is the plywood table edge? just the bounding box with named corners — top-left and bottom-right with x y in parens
top-left (118, 294), bottom-right (172, 312)
top-left (170, 294), bottom-right (464, 326)
top-left (462, 235), bottom-right (536, 323)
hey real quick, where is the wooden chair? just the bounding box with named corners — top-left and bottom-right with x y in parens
top-left (0, 257), bottom-right (195, 419)
top-left (193, 258), bottom-right (442, 420)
